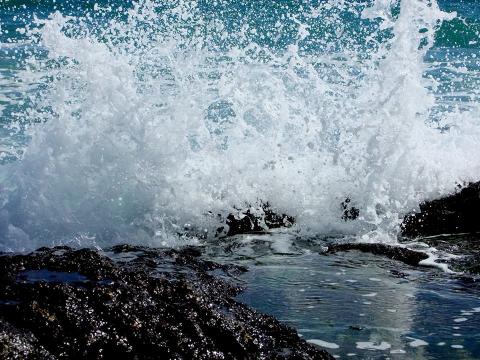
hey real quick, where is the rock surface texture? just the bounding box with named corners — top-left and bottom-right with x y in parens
top-left (323, 243), bottom-right (429, 267)
top-left (0, 245), bottom-right (332, 360)
top-left (402, 182), bottom-right (480, 237)
top-left (221, 203), bottom-right (295, 237)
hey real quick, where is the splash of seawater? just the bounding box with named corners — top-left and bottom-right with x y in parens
top-left (0, 0), bottom-right (479, 250)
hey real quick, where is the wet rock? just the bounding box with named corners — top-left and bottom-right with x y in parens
top-left (456, 253), bottom-right (480, 275)
top-left (322, 243), bottom-right (428, 267)
top-left (223, 198), bottom-right (358, 237)
top-left (402, 182), bottom-right (480, 237)
top-left (225, 202), bottom-right (295, 237)
top-left (226, 212), bottom-right (263, 236)
top-left (341, 198), bottom-right (359, 221)
top-left (0, 246), bottom-right (332, 359)
top-left (348, 325), bottom-right (363, 331)
top-left (417, 233), bottom-right (480, 275)
top-left (0, 321), bottom-right (55, 359)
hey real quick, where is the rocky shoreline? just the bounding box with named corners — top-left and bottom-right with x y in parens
top-left (2, 183), bottom-right (480, 358)
top-left (0, 245), bottom-right (333, 359)
top-left (223, 182), bottom-right (480, 239)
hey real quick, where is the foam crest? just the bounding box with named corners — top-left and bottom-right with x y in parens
top-left (0, 0), bottom-right (479, 250)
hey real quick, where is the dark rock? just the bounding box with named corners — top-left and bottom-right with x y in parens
top-left (262, 203), bottom-right (295, 230)
top-left (0, 321), bottom-right (55, 359)
top-left (226, 212), bottom-right (263, 236)
top-left (322, 243), bottom-right (428, 267)
top-left (389, 269), bottom-right (409, 278)
top-left (225, 203), bottom-right (295, 237)
top-left (402, 182), bottom-right (480, 237)
top-left (223, 198), bottom-right (357, 237)
top-left (457, 253), bottom-right (480, 274)
top-left (348, 325), bottom-right (363, 331)
top-left (0, 246), bottom-right (332, 359)
top-left (417, 233), bottom-right (480, 275)
top-left (341, 198), bottom-right (359, 221)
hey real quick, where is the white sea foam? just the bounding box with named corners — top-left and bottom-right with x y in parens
top-left (1, 0), bottom-right (480, 250)
top-left (307, 339), bottom-right (340, 349)
top-left (356, 341), bottom-right (391, 350)
top-left (408, 338), bottom-right (429, 347)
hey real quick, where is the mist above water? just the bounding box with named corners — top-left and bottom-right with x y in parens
top-left (1, 0), bottom-right (480, 250)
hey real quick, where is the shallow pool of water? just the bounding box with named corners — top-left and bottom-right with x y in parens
top-left (206, 233), bottom-right (480, 359)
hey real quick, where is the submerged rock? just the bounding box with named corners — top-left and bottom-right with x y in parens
top-left (415, 233), bottom-right (480, 275)
top-left (323, 243), bottom-right (428, 267)
top-left (0, 245), bottom-right (332, 359)
top-left (402, 182), bottom-right (480, 237)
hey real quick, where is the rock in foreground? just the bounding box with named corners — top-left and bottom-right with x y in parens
top-left (0, 245), bottom-right (332, 359)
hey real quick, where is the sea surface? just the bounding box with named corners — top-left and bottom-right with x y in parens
top-left (204, 233), bottom-right (480, 359)
top-left (1, 0), bottom-right (480, 358)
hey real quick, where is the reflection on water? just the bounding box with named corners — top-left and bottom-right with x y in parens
top-left (206, 233), bottom-right (480, 359)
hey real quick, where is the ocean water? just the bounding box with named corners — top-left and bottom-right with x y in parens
top-left (1, 0), bottom-right (479, 250)
top-left (221, 233), bottom-right (480, 359)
